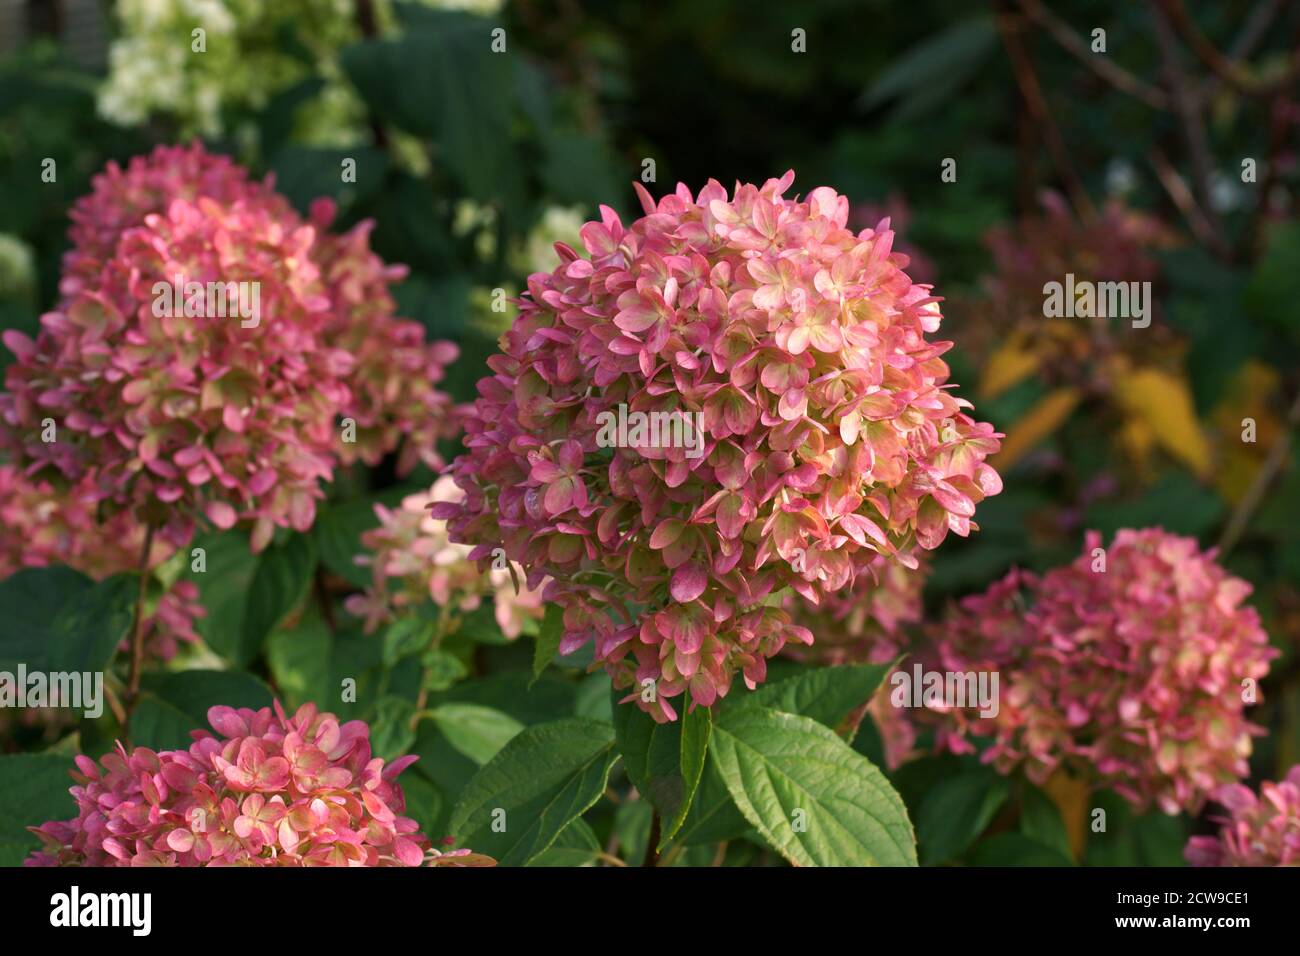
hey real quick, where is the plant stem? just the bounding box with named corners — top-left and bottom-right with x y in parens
top-left (1218, 389), bottom-right (1300, 555)
top-left (643, 810), bottom-right (661, 866)
top-left (125, 522), bottom-right (157, 710)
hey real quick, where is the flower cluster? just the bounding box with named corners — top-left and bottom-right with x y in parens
top-left (310, 204), bottom-right (462, 474)
top-left (26, 702), bottom-right (494, 867)
top-left (0, 144), bottom-right (457, 552)
top-left (346, 475), bottom-right (544, 638)
top-left (785, 555), bottom-right (926, 667)
top-left (440, 171), bottom-right (1001, 720)
top-left (914, 528), bottom-right (1276, 813)
top-left (98, 0), bottom-right (364, 139)
top-left (1185, 765), bottom-right (1300, 867)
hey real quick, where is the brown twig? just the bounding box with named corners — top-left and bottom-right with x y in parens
top-left (125, 522), bottom-right (157, 708)
top-left (994, 3), bottom-right (1096, 221)
top-left (643, 810), bottom-right (661, 866)
top-left (1158, 0), bottom-right (1300, 96)
top-left (1218, 389), bottom-right (1300, 556)
top-left (1015, 0), bottom-right (1170, 109)
top-left (1148, 147), bottom-right (1228, 256)
top-left (353, 0), bottom-right (389, 149)
top-left (1149, 2), bottom-right (1221, 229)
top-left (1248, 92), bottom-right (1295, 259)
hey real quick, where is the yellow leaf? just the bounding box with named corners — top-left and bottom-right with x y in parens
top-left (990, 388), bottom-right (1081, 471)
top-left (1112, 365), bottom-right (1211, 477)
top-left (1043, 771), bottom-right (1090, 861)
top-left (980, 334), bottom-right (1041, 398)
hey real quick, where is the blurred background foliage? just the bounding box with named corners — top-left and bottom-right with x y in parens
top-left (0, 0), bottom-right (1298, 866)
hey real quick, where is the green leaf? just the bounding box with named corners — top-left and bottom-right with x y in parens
top-left (0, 567), bottom-right (133, 674)
top-left (916, 768), bottom-right (1011, 865)
top-left (421, 648), bottom-right (468, 693)
top-left (313, 498), bottom-right (382, 589)
top-left (968, 833), bottom-right (1073, 867)
top-left (266, 608), bottom-right (333, 712)
top-left (710, 707), bottom-right (916, 866)
top-left (429, 703), bottom-right (524, 765)
top-left (370, 696), bottom-right (417, 762)
top-left (527, 818), bottom-right (602, 867)
top-left (1020, 782), bottom-right (1074, 861)
top-left (1245, 221), bottom-right (1300, 344)
top-left (673, 758), bottom-right (755, 847)
top-left (186, 530), bottom-right (256, 663)
top-left (731, 661), bottom-right (895, 741)
top-left (0, 753), bottom-right (77, 865)
top-left (398, 772), bottom-right (445, 844)
top-left (612, 692), bottom-right (712, 848)
top-left (239, 532), bottom-right (317, 666)
top-left (532, 603), bottom-right (563, 684)
top-left (861, 16), bottom-right (997, 120)
top-left (382, 617), bottom-right (434, 666)
top-left (614, 797), bottom-right (654, 864)
top-left (268, 145), bottom-right (388, 217)
top-left (130, 669), bottom-right (274, 750)
top-left (448, 717), bottom-right (617, 866)
top-left (340, 9), bottom-right (520, 204)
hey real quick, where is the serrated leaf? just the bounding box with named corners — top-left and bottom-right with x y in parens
top-left (731, 661), bottom-right (895, 741)
top-left (448, 718), bottom-right (617, 866)
top-left (528, 819), bottom-right (602, 867)
top-left (710, 707), bottom-right (916, 866)
top-left (612, 692), bottom-right (712, 848)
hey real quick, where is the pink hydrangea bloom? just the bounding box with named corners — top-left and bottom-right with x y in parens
top-left (439, 172), bottom-right (1001, 720)
top-left (25, 702), bottom-right (493, 867)
top-left (1185, 765), bottom-right (1300, 866)
top-left (308, 199), bottom-right (461, 475)
top-left (915, 528), bottom-right (1277, 814)
top-left (1, 144), bottom-right (458, 551)
top-left (785, 554), bottom-right (926, 667)
top-left (59, 144), bottom-right (289, 300)
top-left (346, 475), bottom-right (544, 638)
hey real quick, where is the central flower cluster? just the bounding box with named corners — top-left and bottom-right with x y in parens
top-left (26, 702), bottom-right (493, 867)
top-left (440, 172), bottom-right (1001, 720)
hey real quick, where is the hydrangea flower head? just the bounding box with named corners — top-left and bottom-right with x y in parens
top-left (785, 554), bottom-right (926, 667)
top-left (1185, 765), bottom-right (1300, 866)
top-left (441, 172), bottom-right (1001, 720)
top-left (1, 144), bottom-right (458, 550)
top-left (25, 701), bottom-right (492, 867)
top-left (346, 475), bottom-right (544, 637)
top-left (919, 528), bottom-right (1276, 813)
